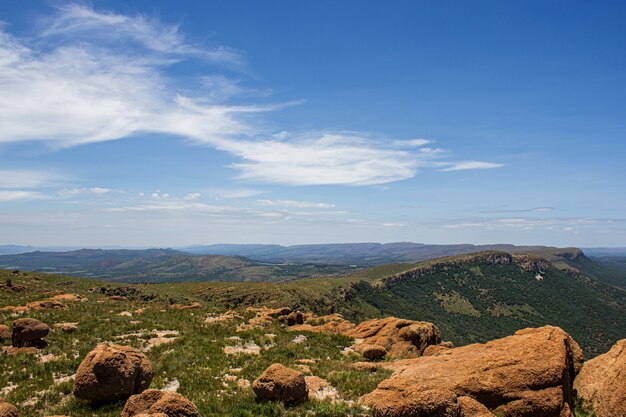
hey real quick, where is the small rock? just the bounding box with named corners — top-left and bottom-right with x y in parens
top-left (305, 376), bottom-right (339, 401)
top-left (253, 364), bottom-right (308, 405)
top-left (12, 318), bottom-right (49, 348)
top-left (0, 399), bottom-right (19, 417)
top-left (121, 389), bottom-right (198, 417)
top-left (0, 325), bottom-right (10, 341)
top-left (54, 323), bottom-right (78, 333)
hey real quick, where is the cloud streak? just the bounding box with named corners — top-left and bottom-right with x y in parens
top-left (256, 199), bottom-right (335, 209)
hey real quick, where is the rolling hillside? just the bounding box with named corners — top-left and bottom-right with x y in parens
top-left (0, 249), bottom-right (354, 283)
top-left (140, 248), bottom-right (625, 356)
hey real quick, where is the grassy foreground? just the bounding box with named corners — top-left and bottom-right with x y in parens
top-left (0, 270), bottom-right (390, 416)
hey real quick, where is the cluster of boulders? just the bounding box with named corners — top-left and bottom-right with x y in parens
top-left (1, 297), bottom-right (624, 417)
top-left (70, 342), bottom-right (198, 416)
top-left (346, 317), bottom-right (443, 359)
top-left (0, 340), bottom-right (198, 416)
top-left (361, 326), bottom-right (583, 417)
top-left (249, 308), bottom-right (626, 417)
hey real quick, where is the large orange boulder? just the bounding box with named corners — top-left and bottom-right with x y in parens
top-left (573, 339), bottom-right (626, 417)
top-left (0, 400), bottom-right (19, 417)
top-left (11, 318), bottom-right (49, 348)
top-left (345, 317), bottom-right (441, 358)
top-left (361, 326), bottom-right (583, 417)
top-left (121, 389), bottom-right (198, 417)
top-left (73, 342), bottom-right (154, 403)
top-left (253, 364), bottom-right (308, 405)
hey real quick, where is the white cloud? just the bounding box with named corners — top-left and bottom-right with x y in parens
top-left (0, 4), bottom-right (503, 187)
top-left (207, 188), bottom-right (265, 199)
top-left (391, 138), bottom-right (431, 147)
top-left (58, 187), bottom-right (112, 197)
top-left (220, 133), bottom-right (438, 186)
top-left (184, 193), bottom-right (201, 201)
top-left (440, 161), bottom-right (504, 172)
top-left (256, 199), bottom-right (335, 209)
top-left (0, 190), bottom-right (47, 202)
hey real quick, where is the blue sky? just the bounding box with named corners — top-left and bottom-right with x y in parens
top-left (0, 0), bottom-right (625, 247)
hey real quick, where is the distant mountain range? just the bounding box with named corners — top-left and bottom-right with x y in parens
top-left (180, 242), bottom-right (577, 265)
top-left (1, 243), bottom-right (625, 289)
top-left (0, 248), bottom-right (351, 283)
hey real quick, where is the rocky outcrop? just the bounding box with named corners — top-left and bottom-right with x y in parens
top-left (237, 307), bottom-right (293, 332)
top-left (573, 339), bottom-right (626, 417)
top-left (122, 389), bottom-right (198, 417)
top-left (345, 317), bottom-right (441, 358)
top-left (361, 326), bottom-right (583, 417)
top-left (0, 400), bottom-right (19, 417)
top-left (11, 318), bottom-right (49, 348)
top-left (73, 342), bottom-right (154, 403)
top-left (281, 311), bottom-right (304, 326)
top-left (288, 313), bottom-right (355, 334)
top-left (253, 364), bottom-right (308, 405)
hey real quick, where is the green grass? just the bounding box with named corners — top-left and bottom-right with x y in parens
top-left (0, 270), bottom-right (390, 416)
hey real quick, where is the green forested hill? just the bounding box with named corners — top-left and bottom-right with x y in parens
top-left (337, 252), bottom-right (626, 356)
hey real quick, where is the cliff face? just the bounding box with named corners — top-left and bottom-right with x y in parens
top-left (378, 251), bottom-right (553, 288)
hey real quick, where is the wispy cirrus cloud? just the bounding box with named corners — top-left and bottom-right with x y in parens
top-left (0, 3), bottom-right (503, 187)
top-left (41, 3), bottom-right (242, 63)
top-left (0, 190), bottom-right (48, 202)
top-left (256, 199), bottom-right (335, 209)
top-left (440, 161), bottom-right (504, 172)
top-left (57, 187), bottom-right (115, 197)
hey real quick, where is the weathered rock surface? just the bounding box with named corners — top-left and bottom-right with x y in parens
top-left (345, 317), bottom-right (441, 358)
top-left (11, 318), bottom-right (49, 348)
top-left (288, 313), bottom-right (355, 334)
top-left (73, 342), bottom-right (154, 403)
top-left (573, 338), bottom-right (626, 417)
top-left (304, 376), bottom-right (339, 401)
top-left (169, 302), bottom-right (201, 310)
top-left (0, 399), bottom-right (19, 417)
top-left (354, 343), bottom-right (387, 361)
top-left (253, 363), bottom-right (308, 405)
top-left (422, 344), bottom-right (453, 357)
top-left (53, 323), bottom-right (78, 333)
top-left (361, 326), bottom-right (583, 417)
top-left (121, 389), bottom-right (198, 417)
top-left (0, 325), bottom-right (10, 341)
top-left (457, 396), bottom-right (496, 416)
